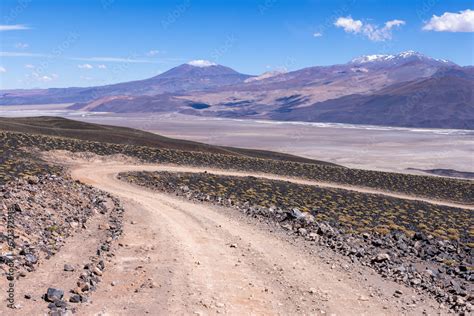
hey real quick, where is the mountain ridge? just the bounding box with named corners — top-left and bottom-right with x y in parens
top-left (1, 52), bottom-right (472, 129)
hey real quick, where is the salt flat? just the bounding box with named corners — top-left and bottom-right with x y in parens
top-left (0, 104), bottom-right (472, 174)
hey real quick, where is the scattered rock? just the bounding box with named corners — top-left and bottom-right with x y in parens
top-left (64, 264), bottom-right (75, 272)
top-left (45, 288), bottom-right (64, 302)
top-left (69, 294), bottom-right (82, 303)
top-left (372, 253), bottom-right (390, 263)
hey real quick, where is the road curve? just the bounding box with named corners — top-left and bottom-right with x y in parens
top-left (55, 159), bottom-right (442, 315)
top-left (77, 162), bottom-right (472, 210)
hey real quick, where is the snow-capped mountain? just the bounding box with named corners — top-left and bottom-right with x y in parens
top-left (350, 51), bottom-right (455, 66)
top-left (3, 51), bottom-right (471, 129)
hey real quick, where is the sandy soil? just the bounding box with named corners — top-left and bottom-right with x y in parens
top-left (11, 153), bottom-right (448, 315)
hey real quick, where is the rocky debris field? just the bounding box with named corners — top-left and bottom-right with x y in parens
top-left (121, 172), bottom-right (473, 243)
top-left (0, 132), bottom-right (62, 185)
top-left (0, 174), bottom-right (124, 314)
top-left (120, 171), bottom-right (473, 313)
top-left (1, 131), bottom-right (472, 204)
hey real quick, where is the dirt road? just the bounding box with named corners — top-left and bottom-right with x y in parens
top-left (32, 157), bottom-right (439, 315)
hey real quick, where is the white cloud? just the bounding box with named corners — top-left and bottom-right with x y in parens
top-left (0, 52), bottom-right (183, 64)
top-left (385, 19), bottom-right (405, 29)
top-left (15, 43), bottom-right (30, 49)
top-left (98, 64), bottom-right (107, 69)
top-left (71, 56), bottom-right (161, 63)
top-left (334, 16), bottom-right (405, 41)
top-left (78, 63), bottom-right (93, 69)
top-left (0, 66), bottom-right (6, 73)
top-left (313, 32), bottom-right (323, 37)
top-left (334, 17), bottom-right (363, 33)
top-left (423, 9), bottom-right (474, 32)
top-left (24, 64), bottom-right (35, 69)
top-left (0, 52), bottom-right (48, 57)
top-left (28, 72), bottom-right (58, 82)
top-left (146, 50), bottom-right (160, 56)
top-left (0, 24), bottom-right (30, 31)
top-left (187, 60), bottom-right (217, 67)
top-left (15, 42), bottom-right (29, 49)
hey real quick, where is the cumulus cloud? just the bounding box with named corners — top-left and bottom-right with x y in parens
top-left (24, 64), bottom-right (35, 69)
top-left (313, 32), bottom-right (323, 37)
top-left (334, 17), bottom-right (363, 33)
top-left (78, 63), bottom-right (93, 69)
top-left (98, 64), bottom-right (107, 69)
top-left (423, 9), bottom-right (474, 32)
top-left (334, 16), bottom-right (405, 41)
top-left (0, 24), bottom-right (30, 31)
top-left (0, 66), bottom-right (6, 73)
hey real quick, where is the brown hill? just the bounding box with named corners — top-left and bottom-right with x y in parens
top-left (0, 116), bottom-right (337, 166)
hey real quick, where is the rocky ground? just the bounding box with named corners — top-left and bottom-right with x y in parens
top-left (0, 129), bottom-right (472, 315)
top-left (0, 174), bottom-right (124, 314)
top-left (121, 171), bottom-right (473, 243)
top-left (1, 131), bottom-right (472, 204)
top-left (120, 171), bottom-right (473, 313)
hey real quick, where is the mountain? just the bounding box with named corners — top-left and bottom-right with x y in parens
top-left (2, 51), bottom-right (473, 129)
top-left (269, 67), bottom-right (474, 129)
top-left (349, 50), bottom-right (455, 67)
top-left (0, 60), bottom-right (252, 105)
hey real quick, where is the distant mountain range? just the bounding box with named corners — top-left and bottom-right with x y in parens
top-left (1, 52), bottom-right (473, 129)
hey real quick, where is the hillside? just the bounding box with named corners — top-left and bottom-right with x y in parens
top-left (271, 69), bottom-right (474, 129)
top-left (0, 116), bottom-right (336, 166)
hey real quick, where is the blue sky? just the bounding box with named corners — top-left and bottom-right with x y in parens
top-left (1, 0), bottom-right (473, 89)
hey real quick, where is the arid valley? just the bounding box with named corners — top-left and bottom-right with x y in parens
top-left (1, 104), bottom-right (473, 176)
top-left (1, 1), bottom-right (473, 315)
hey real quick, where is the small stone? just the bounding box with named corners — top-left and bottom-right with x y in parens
top-left (69, 294), bottom-right (82, 303)
top-left (26, 176), bottom-right (39, 184)
top-left (372, 253), bottom-right (390, 263)
top-left (290, 208), bottom-right (305, 219)
top-left (298, 228), bottom-right (308, 236)
top-left (359, 295), bottom-right (370, 301)
top-left (45, 288), bottom-right (64, 302)
top-left (92, 266), bottom-right (103, 276)
top-left (394, 289), bottom-right (403, 297)
top-left (411, 278), bottom-right (421, 286)
top-left (229, 243), bottom-right (237, 248)
top-left (64, 264), bottom-right (75, 272)
top-left (25, 254), bottom-right (37, 264)
top-left (281, 223), bottom-right (293, 231)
